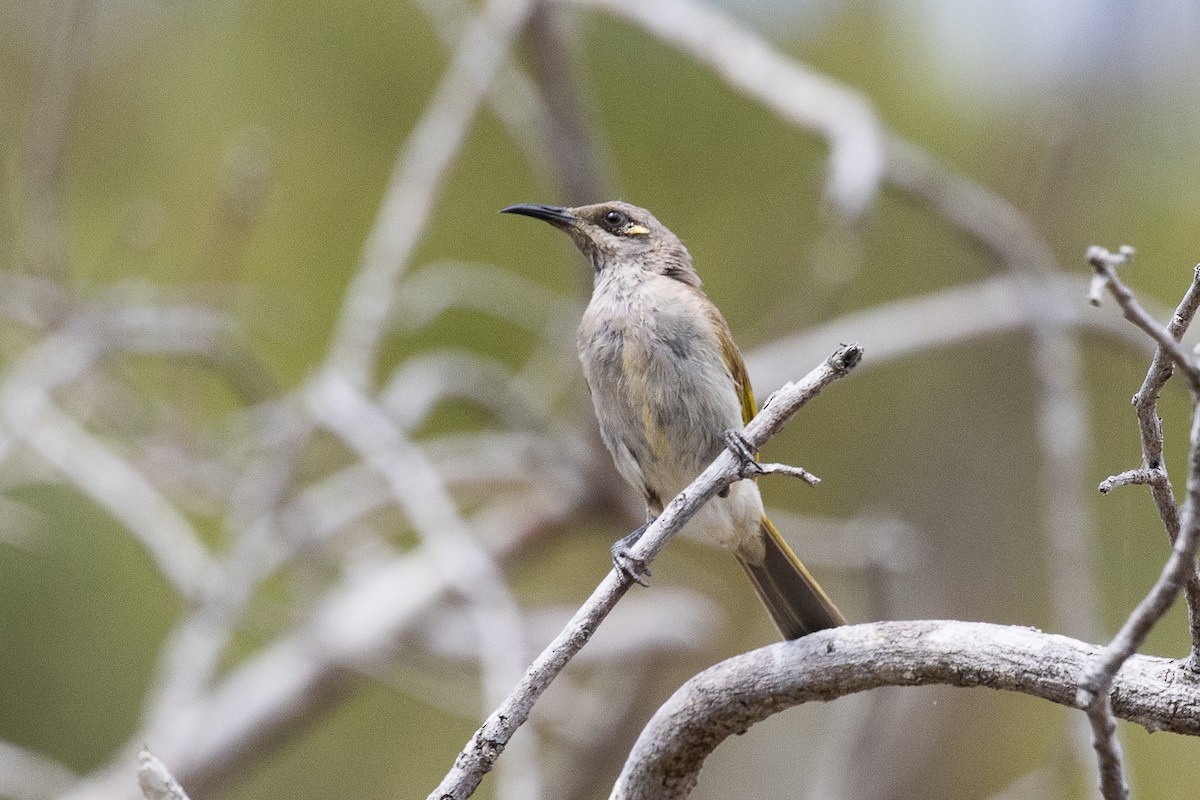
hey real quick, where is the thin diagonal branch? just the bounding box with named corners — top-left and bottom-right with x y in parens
top-left (1081, 702), bottom-right (1128, 800)
top-left (428, 343), bottom-right (862, 800)
top-left (1079, 399), bottom-right (1200, 699)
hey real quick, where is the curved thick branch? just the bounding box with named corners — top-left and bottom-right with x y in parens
top-left (610, 620), bottom-right (1200, 800)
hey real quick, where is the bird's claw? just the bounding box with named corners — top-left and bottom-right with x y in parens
top-left (611, 522), bottom-right (653, 586)
top-left (723, 430), bottom-right (763, 480)
top-left (611, 546), bottom-right (652, 586)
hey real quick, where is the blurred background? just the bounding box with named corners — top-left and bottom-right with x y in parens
top-left (2, 0), bottom-right (1200, 798)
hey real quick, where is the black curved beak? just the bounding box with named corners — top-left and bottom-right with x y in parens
top-left (500, 203), bottom-right (578, 226)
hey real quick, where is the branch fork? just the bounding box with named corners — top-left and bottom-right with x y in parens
top-left (721, 430), bottom-right (821, 487)
top-left (1082, 245), bottom-right (1200, 799)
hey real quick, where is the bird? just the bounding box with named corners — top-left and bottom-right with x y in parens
top-left (501, 200), bottom-right (845, 639)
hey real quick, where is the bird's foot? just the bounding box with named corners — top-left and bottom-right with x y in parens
top-left (723, 431), bottom-right (763, 486)
top-left (611, 523), bottom-right (653, 586)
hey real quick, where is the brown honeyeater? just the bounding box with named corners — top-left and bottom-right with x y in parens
top-left (502, 200), bottom-right (845, 639)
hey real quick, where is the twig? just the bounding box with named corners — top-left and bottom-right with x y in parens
top-left (608, 621), bottom-right (1200, 800)
top-left (1081, 702), bottom-right (1128, 800)
top-left (1098, 468), bottom-right (1166, 495)
top-left (1088, 247), bottom-right (1200, 392)
top-left (427, 343), bottom-right (862, 800)
top-left (755, 461), bottom-right (820, 486)
top-left (1086, 251), bottom-right (1200, 670)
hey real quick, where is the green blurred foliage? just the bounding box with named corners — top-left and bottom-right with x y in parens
top-left (2, 0), bottom-right (1200, 798)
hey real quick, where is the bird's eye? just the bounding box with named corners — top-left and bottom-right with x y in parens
top-left (602, 209), bottom-right (627, 228)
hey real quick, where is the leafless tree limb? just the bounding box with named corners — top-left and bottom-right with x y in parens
top-left (1092, 254), bottom-right (1200, 655)
top-left (1088, 247), bottom-right (1200, 391)
top-left (1078, 246), bottom-right (1200, 799)
top-left (609, 621), bottom-right (1200, 800)
top-left (754, 461), bottom-right (820, 486)
top-left (1080, 700), bottom-right (1128, 800)
top-left (10, 1), bottom-right (1198, 798)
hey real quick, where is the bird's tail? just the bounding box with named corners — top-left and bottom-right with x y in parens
top-left (737, 516), bottom-right (846, 640)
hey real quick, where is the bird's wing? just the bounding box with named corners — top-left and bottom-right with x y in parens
top-left (706, 305), bottom-right (758, 425)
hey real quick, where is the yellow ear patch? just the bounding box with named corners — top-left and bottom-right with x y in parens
top-left (627, 224), bottom-right (650, 235)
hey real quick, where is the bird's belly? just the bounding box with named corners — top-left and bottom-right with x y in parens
top-left (590, 348), bottom-right (765, 555)
top-left (581, 317), bottom-right (746, 509)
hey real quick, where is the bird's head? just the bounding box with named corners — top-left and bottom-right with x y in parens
top-left (501, 200), bottom-right (700, 286)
